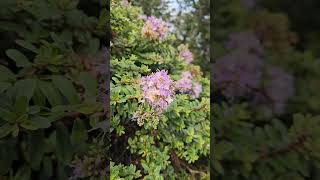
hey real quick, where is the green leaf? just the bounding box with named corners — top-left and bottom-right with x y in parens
top-left (213, 160), bottom-right (224, 174)
top-left (57, 162), bottom-right (68, 180)
top-left (56, 123), bottom-right (73, 164)
top-left (39, 156), bottom-right (53, 179)
top-left (32, 87), bottom-right (47, 107)
top-left (0, 21), bottom-right (26, 33)
top-left (72, 102), bottom-right (102, 114)
top-left (87, 38), bottom-right (100, 55)
top-left (27, 131), bottom-right (46, 170)
top-left (0, 108), bottom-right (16, 122)
top-left (215, 141), bottom-right (234, 160)
top-left (52, 76), bottom-right (80, 104)
top-left (39, 81), bottom-right (63, 106)
top-left (20, 116), bottom-right (51, 130)
top-left (28, 106), bottom-right (41, 114)
top-left (14, 96), bottom-right (29, 115)
top-left (0, 82), bottom-right (11, 93)
top-left (71, 119), bottom-right (88, 148)
top-left (16, 114), bottom-right (28, 123)
top-left (13, 79), bottom-right (37, 101)
top-left (0, 124), bottom-right (14, 139)
top-left (14, 165), bottom-right (31, 180)
top-left (0, 65), bottom-right (15, 82)
top-left (15, 40), bottom-right (38, 53)
top-left (12, 124), bottom-right (19, 137)
top-left (5, 49), bottom-right (32, 67)
top-left (79, 72), bottom-right (97, 98)
top-left (51, 105), bottom-right (73, 112)
top-left (48, 131), bottom-right (56, 149)
top-left (0, 138), bottom-right (17, 174)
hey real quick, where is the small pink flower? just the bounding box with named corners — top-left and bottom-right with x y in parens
top-left (175, 72), bottom-right (193, 93)
top-left (178, 44), bottom-right (193, 64)
top-left (175, 71), bottom-right (202, 98)
top-left (121, 0), bottom-right (129, 7)
top-left (192, 83), bottom-right (202, 98)
top-left (142, 16), bottom-right (169, 40)
top-left (139, 14), bottom-right (147, 20)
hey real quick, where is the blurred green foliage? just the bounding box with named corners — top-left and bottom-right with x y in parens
top-left (260, 0), bottom-right (320, 55)
top-left (0, 0), bottom-right (107, 179)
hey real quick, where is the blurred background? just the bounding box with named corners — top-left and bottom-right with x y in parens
top-left (212, 0), bottom-right (320, 179)
top-left (0, 0), bottom-right (107, 179)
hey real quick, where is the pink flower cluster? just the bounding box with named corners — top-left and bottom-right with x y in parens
top-left (121, 0), bottom-right (129, 6)
top-left (253, 66), bottom-right (294, 114)
top-left (142, 16), bottom-right (169, 40)
top-left (178, 44), bottom-right (194, 64)
top-left (140, 70), bottom-right (175, 112)
top-left (175, 72), bottom-right (193, 93)
top-left (213, 44), bottom-right (294, 114)
top-left (175, 71), bottom-right (202, 98)
top-left (213, 50), bottom-right (263, 98)
top-left (225, 31), bottom-right (264, 55)
top-left (192, 82), bottom-right (202, 98)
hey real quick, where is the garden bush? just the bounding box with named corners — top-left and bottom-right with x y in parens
top-left (110, 1), bottom-right (210, 179)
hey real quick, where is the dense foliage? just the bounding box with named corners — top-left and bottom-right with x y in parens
top-left (0, 0), bottom-right (108, 179)
top-left (110, 1), bottom-right (210, 179)
top-left (212, 0), bottom-right (320, 179)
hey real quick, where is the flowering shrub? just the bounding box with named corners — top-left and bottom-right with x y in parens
top-left (110, 0), bottom-right (210, 179)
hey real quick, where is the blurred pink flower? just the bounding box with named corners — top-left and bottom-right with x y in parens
top-left (139, 14), bottom-right (147, 20)
top-left (121, 0), bottom-right (129, 7)
top-left (175, 71), bottom-right (202, 98)
top-left (213, 50), bottom-right (263, 98)
top-left (142, 16), bottom-right (169, 40)
top-left (192, 82), bottom-right (202, 98)
top-left (178, 44), bottom-right (194, 64)
top-left (175, 71), bottom-right (193, 93)
top-left (225, 31), bottom-right (264, 55)
top-left (264, 66), bottom-right (294, 114)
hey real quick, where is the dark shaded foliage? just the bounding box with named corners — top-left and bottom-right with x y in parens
top-left (0, 0), bottom-right (108, 179)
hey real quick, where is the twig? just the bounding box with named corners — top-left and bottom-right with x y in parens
top-left (171, 151), bottom-right (207, 175)
top-left (259, 134), bottom-right (311, 159)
